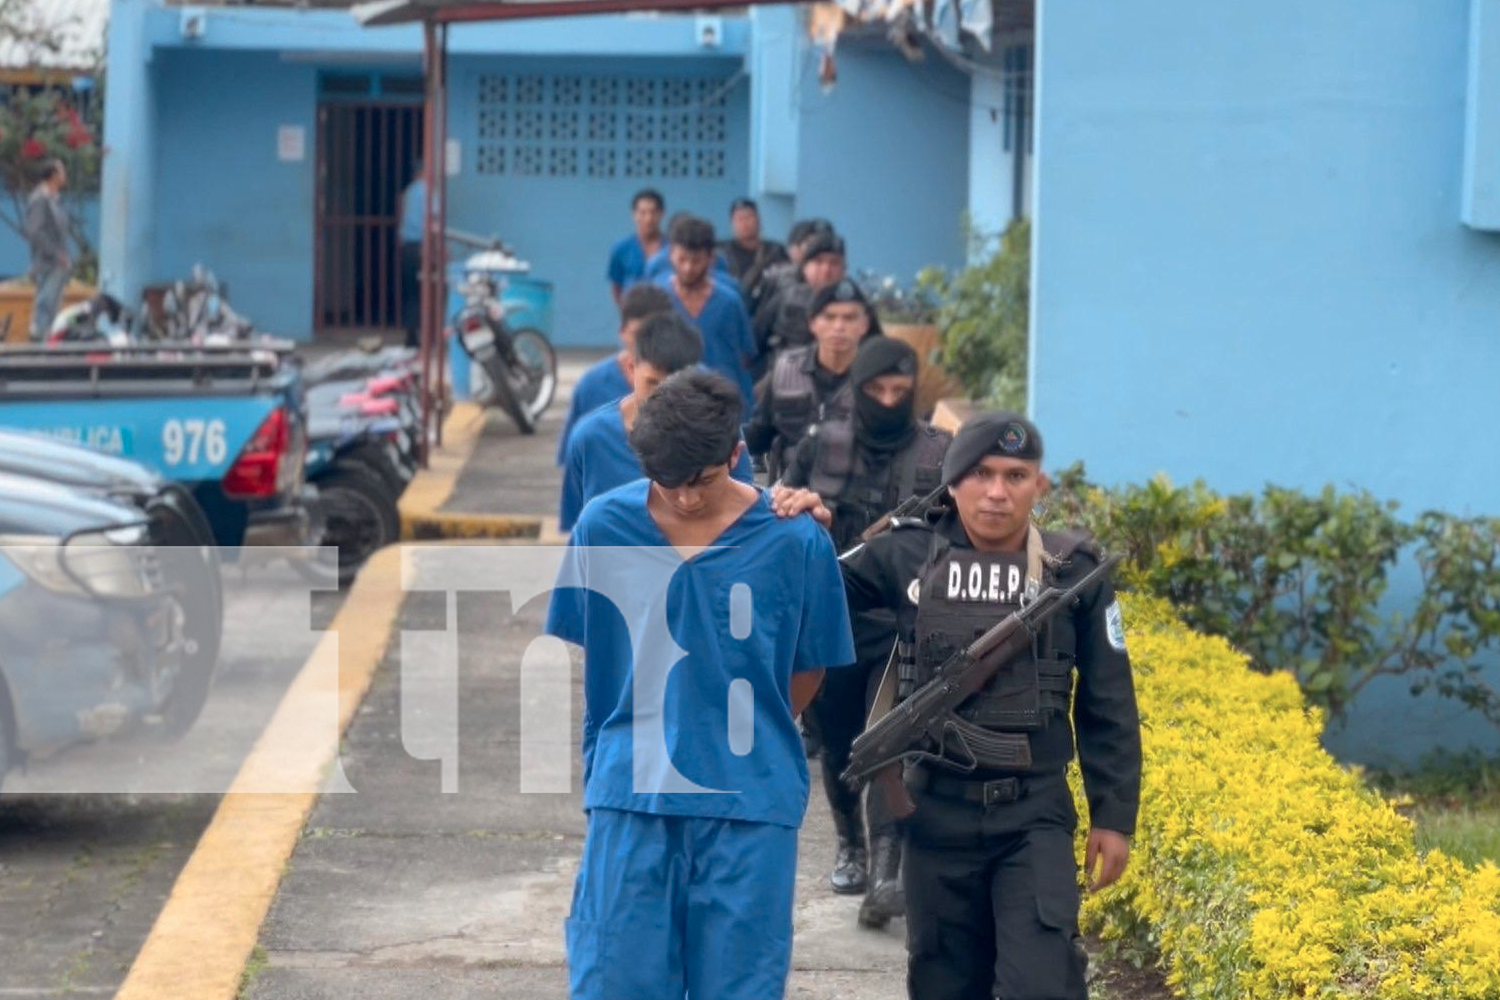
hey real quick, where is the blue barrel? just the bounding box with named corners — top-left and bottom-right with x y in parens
top-left (446, 253), bottom-right (555, 401)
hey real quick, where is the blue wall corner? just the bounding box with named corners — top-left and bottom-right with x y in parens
top-left (1032, 0), bottom-right (1500, 762)
top-left (1463, 0), bottom-right (1500, 229)
top-left (794, 41), bottom-right (970, 282)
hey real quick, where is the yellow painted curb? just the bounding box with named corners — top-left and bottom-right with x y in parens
top-left (114, 545), bottom-right (406, 1000)
top-left (397, 401), bottom-right (486, 538)
top-left (397, 401), bottom-right (546, 540)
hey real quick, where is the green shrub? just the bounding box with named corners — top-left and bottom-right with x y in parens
top-left (1044, 465), bottom-right (1500, 729)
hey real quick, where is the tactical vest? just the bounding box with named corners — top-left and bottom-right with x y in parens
top-left (898, 526), bottom-right (1088, 772)
top-left (805, 422), bottom-right (949, 551)
top-left (768, 283), bottom-right (816, 353)
top-left (769, 346), bottom-right (851, 468)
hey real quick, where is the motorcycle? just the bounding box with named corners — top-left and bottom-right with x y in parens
top-left (451, 260), bottom-right (557, 436)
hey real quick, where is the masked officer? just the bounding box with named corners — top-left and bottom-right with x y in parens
top-left (775, 412), bottom-right (1141, 1000)
top-left (744, 278), bottom-right (878, 481)
top-left (774, 336), bottom-right (951, 930)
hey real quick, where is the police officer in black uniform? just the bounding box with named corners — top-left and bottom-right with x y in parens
top-left (743, 278), bottom-right (879, 480)
top-left (774, 337), bottom-right (951, 928)
top-left (777, 412), bottom-right (1141, 1000)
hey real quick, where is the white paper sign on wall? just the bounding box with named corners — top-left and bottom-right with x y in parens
top-left (446, 138), bottom-right (462, 176)
top-left (278, 125), bottom-right (306, 163)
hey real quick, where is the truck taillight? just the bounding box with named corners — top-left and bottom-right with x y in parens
top-left (222, 408), bottom-right (291, 498)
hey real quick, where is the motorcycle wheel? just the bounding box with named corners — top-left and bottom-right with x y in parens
top-left (507, 328), bottom-right (558, 422)
top-left (156, 543), bottom-right (226, 738)
top-left (483, 346), bottom-right (538, 436)
top-left (296, 464), bottom-right (401, 588)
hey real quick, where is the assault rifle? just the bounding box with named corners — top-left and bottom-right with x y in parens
top-left (842, 552), bottom-right (1122, 819)
top-left (856, 483), bottom-right (949, 545)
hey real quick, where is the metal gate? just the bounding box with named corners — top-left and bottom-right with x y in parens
top-left (314, 103), bottom-right (424, 334)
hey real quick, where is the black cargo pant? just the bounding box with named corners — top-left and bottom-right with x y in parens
top-left (400, 240), bottom-right (422, 347)
top-left (807, 610), bottom-right (901, 837)
top-left (903, 769), bottom-right (1087, 1000)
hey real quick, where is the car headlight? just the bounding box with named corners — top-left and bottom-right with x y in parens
top-left (0, 526), bottom-right (157, 600)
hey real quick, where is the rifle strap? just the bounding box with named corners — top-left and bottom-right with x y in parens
top-left (865, 644), bottom-right (900, 730)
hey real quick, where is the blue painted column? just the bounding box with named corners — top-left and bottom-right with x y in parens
top-left (748, 3), bottom-right (801, 237)
top-left (968, 67), bottom-right (1009, 250)
top-left (100, 0), bottom-right (167, 302)
top-left (1464, 0), bottom-right (1500, 229)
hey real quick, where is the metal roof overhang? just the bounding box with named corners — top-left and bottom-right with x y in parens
top-left (352, 0), bottom-right (785, 26)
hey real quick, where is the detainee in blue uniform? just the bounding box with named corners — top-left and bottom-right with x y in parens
top-left (606, 188), bottom-right (665, 305)
top-left (559, 312), bottom-right (754, 530)
top-left (643, 242), bottom-right (734, 287)
top-left (655, 215), bottom-right (757, 418)
top-left (555, 284), bottom-right (674, 466)
top-left (546, 369), bottom-right (856, 1000)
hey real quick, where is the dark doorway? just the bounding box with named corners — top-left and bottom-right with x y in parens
top-left (315, 101), bottom-right (424, 335)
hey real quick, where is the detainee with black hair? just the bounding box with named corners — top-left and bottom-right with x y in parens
top-left (555, 283), bottom-right (674, 467)
top-left (655, 215), bottom-right (758, 416)
top-left (606, 188), bottom-right (665, 305)
top-left (775, 412), bottom-right (1142, 1000)
top-left (558, 311), bottom-right (755, 531)
top-left (644, 210), bottom-right (735, 287)
top-left (545, 369), bottom-right (857, 1000)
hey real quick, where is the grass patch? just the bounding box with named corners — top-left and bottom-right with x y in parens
top-left (1370, 749), bottom-right (1500, 866)
top-left (236, 945), bottom-right (269, 1000)
top-left (1410, 802), bottom-right (1500, 867)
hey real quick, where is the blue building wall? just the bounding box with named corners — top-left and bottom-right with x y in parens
top-left (446, 53), bottom-right (751, 347)
top-left (101, 1), bottom-right (971, 345)
top-left (1031, 0), bottom-right (1500, 763)
top-left (152, 49), bottom-right (318, 337)
top-left (794, 40), bottom-right (970, 280)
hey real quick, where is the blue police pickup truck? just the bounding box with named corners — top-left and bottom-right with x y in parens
top-left (0, 342), bottom-right (314, 553)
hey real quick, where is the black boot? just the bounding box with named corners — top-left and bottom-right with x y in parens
top-left (857, 833), bottom-right (905, 928)
top-left (829, 807), bottom-right (867, 895)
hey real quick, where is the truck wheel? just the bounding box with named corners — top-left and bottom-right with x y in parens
top-left (300, 464), bottom-right (400, 588)
top-left (0, 689), bottom-right (12, 793)
top-left (157, 545), bottom-right (225, 738)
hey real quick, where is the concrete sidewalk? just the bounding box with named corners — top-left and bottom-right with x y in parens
top-left (241, 352), bottom-right (909, 999)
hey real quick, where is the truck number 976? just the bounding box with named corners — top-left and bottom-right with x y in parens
top-left (162, 418), bottom-right (228, 467)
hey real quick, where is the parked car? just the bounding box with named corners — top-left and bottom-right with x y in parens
top-left (0, 469), bottom-right (223, 788)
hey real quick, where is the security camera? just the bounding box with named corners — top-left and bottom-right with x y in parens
top-left (697, 15), bottom-right (722, 49)
top-left (180, 9), bottom-right (207, 40)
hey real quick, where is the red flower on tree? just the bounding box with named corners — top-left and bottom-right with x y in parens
top-left (20, 138), bottom-right (47, 160)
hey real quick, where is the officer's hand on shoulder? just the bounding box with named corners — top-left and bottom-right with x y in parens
top-left (770, 486), bottom-right (832, 528)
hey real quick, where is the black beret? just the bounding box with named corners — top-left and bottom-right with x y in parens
top-left (802, 232), bottom-right (847, 262)
top-left (850, 335), bottom-right (914, 387)
top-left (940, 411), bottom-right (1043, 486)
top-left (809, 277), bottom-right (869, 319)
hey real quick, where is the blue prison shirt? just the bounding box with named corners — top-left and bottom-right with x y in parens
top-left (544, 480), bottom-right (857, 828)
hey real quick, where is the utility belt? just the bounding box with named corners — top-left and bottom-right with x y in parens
top-left (907, 765), bottom-right (1067, 808)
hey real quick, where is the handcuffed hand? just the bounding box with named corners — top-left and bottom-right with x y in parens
top-left (1084, 828), bottom-right (1130, 892)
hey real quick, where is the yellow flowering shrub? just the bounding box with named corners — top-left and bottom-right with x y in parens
top-left (1074, 594), bottom-right (1500, 999)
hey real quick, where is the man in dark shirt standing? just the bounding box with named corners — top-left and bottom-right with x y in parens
top-left (719, 197), bottom-right (787, 301)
